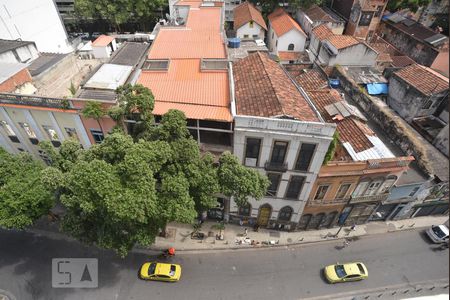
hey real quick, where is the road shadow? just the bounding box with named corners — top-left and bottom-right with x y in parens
top-left (0, 229), bottom-right (143, 300)
top-left (418, 230), bottom-right (434, 244)
top-left (318, 268), bottom-right (329, 284)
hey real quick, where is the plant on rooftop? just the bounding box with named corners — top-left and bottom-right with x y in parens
top-left (69, 81), bottom-right (77, 96)
top-left (82, 101), bottom-right (106, 135)
top-left (387, 0), bottom-right (431, 13)
top-left (0, 148), bottom-right (58, 229)
top-left (323, 131), bottom-right (339, 165)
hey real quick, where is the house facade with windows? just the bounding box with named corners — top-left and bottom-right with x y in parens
top-left (267, 8), bottom-right (308, 64)
top-left (308, 24), bottom-right (378, 67)
top-left (289, 68), bottom-right (414, 229)
top-left (230, 52), bottom-right (336, 230)
top-left (233, 2), bottom-right (267, 40)
top-left (387, 64), bottom-right (449, 122)
top-left (328, 0), bottom-right (388, 40)
top-left (296, 5), bottom-right (345, 35)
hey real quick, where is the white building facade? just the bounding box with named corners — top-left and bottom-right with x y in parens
top-left (230, 116), bottom-right (336, 230)
top-left (0, 0), bottom-right (73, 53)
top-left (236, 21), bottom-right (265, 40)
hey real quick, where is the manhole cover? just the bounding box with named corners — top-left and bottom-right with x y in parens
top-left (269, 231), bottom-right (280, 237)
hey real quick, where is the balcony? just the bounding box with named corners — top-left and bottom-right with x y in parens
top-left (307, 197), bottom-right (350, 207)
top-left (264, 160), bottom-right (288, 172)
top-left (0, 93), bottom-right (73, 110)
top-left (350, 192), bottom-right (389, 204)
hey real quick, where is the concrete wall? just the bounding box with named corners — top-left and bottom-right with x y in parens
top-left (433, 124), bottom-right (449, 157)
top-left (236, 22), bottom-right (265, 40)
top-left (0, 0), bottom-right (73, 53)
top-left (430, 50), bottom-right (449, 77)
top-left (387, 76), bottom-right (448, 122)
top-left (377, 22), bottom-right (444, 67)
top-left (326, 43), bottom-right (377, 67)
top-left (0, 68), bottom-right (32, 92)
top-left (230, 115), bottom-right (336, 226)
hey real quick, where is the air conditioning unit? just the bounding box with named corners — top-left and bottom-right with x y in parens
top-left (245, 158), bottom-right (257, 167)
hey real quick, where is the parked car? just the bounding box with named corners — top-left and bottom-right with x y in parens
top-left (139, 262), bottom-right (181, 282)
top-left (324, 262), bottom-right (368, 283)
top-left (426, 225), bottom-right (449, 244)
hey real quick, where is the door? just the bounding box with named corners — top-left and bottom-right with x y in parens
top-left (344, 274), bottom-right (362, 282)
top-left (307, 213), bottom-right (325, 230)
top-left (257, 205), bottom-right (271, 226)
top-left (297, 214), bottom-right (312, 230)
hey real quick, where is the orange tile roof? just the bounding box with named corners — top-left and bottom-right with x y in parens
top-left (312, 24), bottom-right (333, 41)
top-left (391, 56), bottom-right (415, 68)
top-left (305, 5), bottom-right (336, 23)
top-left (278, 51), bottom-right (301, 61)
top-left (268, 8), bottom-right (306, 37)
top-left (138, 5), bottom-right (231, 122)
top-left (233, 52), bottom-right (319, 122)
top-left (92, 35), bottom-right (115, 47)
top-left (234, 2), bottom-right (267, 31)
top-left (149, 9), bottom-right (226, 59)
top-left (394, 63), bottom-right (449, 96)
top-left (307, 89), bottom-right (375, 153)
top-left (326, 35), bottom-right (360, 49)
top-left (289, 68), bottom-right (328, 91)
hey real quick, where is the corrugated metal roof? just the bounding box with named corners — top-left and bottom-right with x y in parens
top-left (343, 135), bottom-right (395, 161)
top-left (84, 64), bottom-right (133, 90)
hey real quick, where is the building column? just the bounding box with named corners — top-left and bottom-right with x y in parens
top-left (0, 107), bottom-right (33, 153)
top-left (0, 133), bottom-right (14, 153)
top-left (23, 110), bottom-right (45, 140)
top-left (74, 114), bottom-right (91, 149)
top-left (47, 112), bottom-right (66, 142)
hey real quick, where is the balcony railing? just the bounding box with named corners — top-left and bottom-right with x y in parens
top-left (0, 93), bottom-right (74, 110)
top-left (307, 197), bottom-right (350, 206)
top-left (264, 161), bottom-right (288, 172)
top-left (350, 192), bottom-right (389, 204)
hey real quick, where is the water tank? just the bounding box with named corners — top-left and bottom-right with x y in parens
top-left (228, 38), bottom-right (241, 48)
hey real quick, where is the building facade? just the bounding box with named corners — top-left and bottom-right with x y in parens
top-left (267, 8), bottom-right (308, 64)
top-left (233, 2), bottom-right (267, 40)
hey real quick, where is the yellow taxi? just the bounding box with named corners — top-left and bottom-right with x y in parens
top-left (139, 262), bottom-right (182, 282)
top-left (324, 262), bottom-right (368, 283)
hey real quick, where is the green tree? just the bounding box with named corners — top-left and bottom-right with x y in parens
top-left (386, 0), bottom-right (431, 13)
top-left (0, 149), bottom-right (57, 229)
top-left (74, 0), bottom-right (132, 31)
top-left (113, 84), bottom-right (155, 139)
top-left (217, 152), bottom-right (270, 208)
top-left (82, 101), bottom-right (106, 135)
top-left (46, 108), bottom-right (268, 257)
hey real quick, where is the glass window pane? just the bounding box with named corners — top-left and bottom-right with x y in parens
top-left (245, 138), bottom-right (261, 159)
top-left (286, 176), bottom-right (305, 199)
top-left (266, 173), bottom-right (281, 196)
top-left (295, 143), bottom-right (316, 171)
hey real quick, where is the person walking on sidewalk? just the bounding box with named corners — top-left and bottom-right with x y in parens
top-left (243, 228), bottom-right (248, 237)
top-left (351, 224), bottom-right (356, 231)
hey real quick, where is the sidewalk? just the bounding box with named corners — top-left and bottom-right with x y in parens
top-left (149, 216), bottom-right (449, 252)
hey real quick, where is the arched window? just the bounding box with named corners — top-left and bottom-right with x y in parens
top-left (238, 202), bottom-right (251, 216)
top-left (288, 43), bottom-right (294, 51)
top-left (278, 206), bottom-right (293, 221)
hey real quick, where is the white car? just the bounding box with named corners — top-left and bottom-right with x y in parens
top-left (426, 225), bottom-right (449, 244)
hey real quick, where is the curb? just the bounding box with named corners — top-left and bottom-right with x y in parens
top-left (144, 225), bottom-right (430, 254)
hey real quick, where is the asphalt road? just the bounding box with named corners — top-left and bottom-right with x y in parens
top-left (0, 228), bottom-right (447, 300)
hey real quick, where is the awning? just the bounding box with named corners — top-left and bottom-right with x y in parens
top-left (366, 83), bottom-right (388, 95)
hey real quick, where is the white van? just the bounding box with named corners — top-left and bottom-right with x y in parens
top-left (426, 225), bottom-right (449, 244)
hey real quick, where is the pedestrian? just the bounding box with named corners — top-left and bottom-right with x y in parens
top-left (244, 228), bottom-right (248, 237)
top-left (239, 219), bottom-right (244, 226)
top-left (351, 224), bottom-right (356, 231)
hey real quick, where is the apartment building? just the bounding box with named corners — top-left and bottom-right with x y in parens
top-left (230, 52), bottom-right (336, 230)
